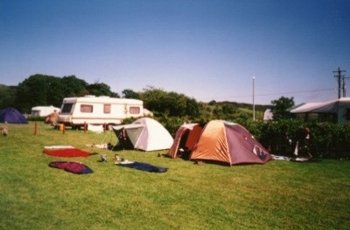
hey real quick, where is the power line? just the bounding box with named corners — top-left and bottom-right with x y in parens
top-left (254, 88), bottom-right (335, 97)
top-left (204, 88), bottom-right (335, 100)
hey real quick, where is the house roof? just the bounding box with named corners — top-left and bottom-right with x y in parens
top-left (290, 97), bottom-right (350, 113)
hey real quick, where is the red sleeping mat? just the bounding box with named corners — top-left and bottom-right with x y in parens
top-left (43, 148), bottom-right (92, 157)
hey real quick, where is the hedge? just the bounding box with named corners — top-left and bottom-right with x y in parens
top-left (243, 120), bottom-right (350, 159)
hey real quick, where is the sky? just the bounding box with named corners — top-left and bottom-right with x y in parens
top-left (1, 0), bottom-right (350, 105)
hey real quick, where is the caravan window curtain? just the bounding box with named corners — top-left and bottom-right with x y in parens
top-left (104, 104), bottom-right (111, 114)
top-left (81, 104), bottom-right (93, 113)
top-left (129, 106), bottom-right (140, 114)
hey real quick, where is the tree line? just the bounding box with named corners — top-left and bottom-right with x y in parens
top-left (0, 74), bottom-right (202, 116)
top-left (0, 74), bottom-right (117, 112)
top-left (0, 74), bottom-right (294, 127)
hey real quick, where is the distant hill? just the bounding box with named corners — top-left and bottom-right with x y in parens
top-left (199, 100), bottom-right (270, 122)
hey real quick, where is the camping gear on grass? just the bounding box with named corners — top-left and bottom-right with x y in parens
top-left (0, 126), bottom-right (8, 136)
top-left (43, 146), bottom-right (94, 157)
top-left (98, 154), bottom-right (108, 162)
top-left (49, 161), bottom-right (93, 174)
top-left (0, 107), bottom-right (28, 124)
top-left (115, 160), bottom-right (168, 173)
top-left (112, 117), bottom-right (173, 151)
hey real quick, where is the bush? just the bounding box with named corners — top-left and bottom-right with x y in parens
top-left (157, 115), bottom-right (187, 137)
top-left (248, 120), bottom-right (350, 159)
top-left (308, 122), bottom-right (350, 159)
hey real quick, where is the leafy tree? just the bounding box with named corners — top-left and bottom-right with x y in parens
top-left (139, 86), bottom-right (201, 118)
top-left (140, 87), bottom-right (167, 115)
top-left (215, 103), bottom-right (238, 120)
top-left (15, 74), bottom-right (56, 112)
top-left (61, 76), bottom-right (88, 97)
top-left (186, 98), bottom-right (201, 117)
top-left (110, 92), bottom-right (120, 98)
top-left (222, 103), bottom-right (237, 114)
top-left (46, 77), bottom-right (65, 106)
top-left (122, 89), bottom-right (140, 99)
top-left (14, 74), bottom-right (102, 112)
top-left (0, 85), bottom-right (16, 108)
top-left (165, 92), bottom-right (187, 116)
top-left (208, 100), bottom-right (216, 105)
top-left (86, 82), bottom-right (113, 96)
top-left (271, 96), bottom-right (295, 120)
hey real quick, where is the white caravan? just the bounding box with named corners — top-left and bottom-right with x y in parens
top-left (31, 105), bottom-right (61, 117)
top-left (58, 95), bottom-right (146, 128)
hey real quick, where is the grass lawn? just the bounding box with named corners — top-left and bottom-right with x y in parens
top-left (0, 122), bottom-right (349, 229)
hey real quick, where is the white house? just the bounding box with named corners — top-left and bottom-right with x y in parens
top-left (290, 97), bottom-right (350, 123)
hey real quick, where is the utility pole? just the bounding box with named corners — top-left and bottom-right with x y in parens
top-left (333, 67), bottom-right (346, 98)
top-left (252, 76), bottom-right (255, 121)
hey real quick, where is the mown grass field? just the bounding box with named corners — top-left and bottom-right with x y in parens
top-left (0, 122), bottom-right (349, 229)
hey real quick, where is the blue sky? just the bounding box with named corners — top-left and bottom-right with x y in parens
top-left (1, 0), bottom-right (350, 104)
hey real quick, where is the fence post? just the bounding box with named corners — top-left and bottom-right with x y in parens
top-left (34, 121), bottom-right (38, 135)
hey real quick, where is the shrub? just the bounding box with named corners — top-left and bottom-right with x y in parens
top-left (248, 120), bottom-right (350, 159)
top-left (308, 122), bottom-right (350, 159)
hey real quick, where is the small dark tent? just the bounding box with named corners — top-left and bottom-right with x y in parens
top-left (0, 107), bottom-right (28, 124)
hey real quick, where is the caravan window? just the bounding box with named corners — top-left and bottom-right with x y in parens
top-left (81, 104), bottom-right (93, 113)
top-left (129, 106), bottom-right (140, 114)
top-left (104, 104), bottom-right (111, 114)
top-left (61, 103), bottom-right (73, 113)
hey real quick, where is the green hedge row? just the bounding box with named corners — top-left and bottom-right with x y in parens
top-left (243, 120), bottom-right (350, 159)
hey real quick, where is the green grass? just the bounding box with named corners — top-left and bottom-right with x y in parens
top-left (0, 122), bottom-right (349, 229)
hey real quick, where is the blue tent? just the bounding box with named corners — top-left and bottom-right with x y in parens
top-left (0, 107), bottom-right (28, 124)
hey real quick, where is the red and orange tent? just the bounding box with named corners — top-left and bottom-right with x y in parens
top-left (168, 120), bottom-right (271, 166)
top-left (168, 123), bottom-right (203, 159)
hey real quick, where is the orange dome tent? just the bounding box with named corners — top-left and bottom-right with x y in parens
top-left (190, 120), bottom-right (271, 165)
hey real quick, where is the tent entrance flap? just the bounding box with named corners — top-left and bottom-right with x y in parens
top-left (113, 128), bottom-right (135, 150)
